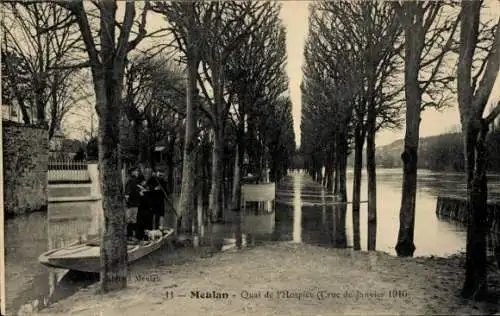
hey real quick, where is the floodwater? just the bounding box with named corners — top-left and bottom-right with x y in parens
top-left (4, 201), bottom-right (100, 315)
top-left (5, 168), bottom-right (500, 315)
top-left (274, 169), bottom-right (500, 256)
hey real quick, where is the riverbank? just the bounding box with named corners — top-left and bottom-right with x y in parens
top-left (37, 242), bottom-right (500, 316)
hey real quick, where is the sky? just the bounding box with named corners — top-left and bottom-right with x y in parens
top-left (279, 0), bottom-right (500, 148)
top-left (59, 1), bottom-right (500, 147)
top-left (280, 1), bottom-right (310, 147)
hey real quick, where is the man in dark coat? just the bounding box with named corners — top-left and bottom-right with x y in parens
top-left (147, 170), bottom-right (168, 230)
top-left (135, 176), bottom-right (154, 240)
top-left (125, 169), bottom-right (141, 240)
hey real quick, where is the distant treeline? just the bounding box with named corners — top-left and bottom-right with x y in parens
top-left (376, 131), bottom-right (500, 172)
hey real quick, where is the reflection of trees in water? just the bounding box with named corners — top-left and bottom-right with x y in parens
top-left (298, 204), bottom-right (348, 249)
top-left (332, 204), bottom-right (348, 248)
top-left (438, 208), bottom-right (500, 270)
top-left (7, 208), bottom-right (95, 315)
top-left (40, 205), bottom-right (96, 312)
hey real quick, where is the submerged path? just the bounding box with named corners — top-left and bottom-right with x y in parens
top-left (276, 171), bottom-right (350, 206)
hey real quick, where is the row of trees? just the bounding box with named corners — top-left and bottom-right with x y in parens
top-left (302, 1), bottom-right (404, 252)
top-left (301, 0), bottom-right (499, 300)
top-left (1, 0), bottom-right (295, 293)
top-left (376, 129), bottom-right (500, 172)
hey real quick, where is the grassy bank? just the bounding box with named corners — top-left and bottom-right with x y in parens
top-left (37, 242), bottom-right (500, 316)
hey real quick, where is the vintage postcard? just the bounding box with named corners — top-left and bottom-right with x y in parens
top-left (1, 1), bottom-right (500, 315)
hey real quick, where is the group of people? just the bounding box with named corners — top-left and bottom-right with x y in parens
top-left (125, 166), bottom-right (168, 242)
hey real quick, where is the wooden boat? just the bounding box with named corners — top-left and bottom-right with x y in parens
top-left (39, 228), bottom-right (175, 273)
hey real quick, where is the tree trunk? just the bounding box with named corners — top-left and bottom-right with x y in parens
top-left (96, 73), bottom-right (128, 292)
top-left (48, 78), bottom-right (58, 140)
top-left (334, 160), bottom-right (340, 196)
top-left (177, 2), bottom-right (198, 234)
top-left (148, 130), bottom-right (156, 170)
top-left (231, 146), bottom-right (240, 206)
top-left (232, 109), bottom-right (245, 205)
top-left (366, 107), bottom-right (377, 251)
top-left (222, 159), bottom-right (228, 215)
top-left (3, 59), bottom-right (31, 124)
top-left (19, 96), bottom-right (31, 125)
top-left (247, 117), bottom-right (258, 175)
top-left (232, 145), bottom-right (244, 248)
top-left (456, 0), bottom-right (500, 298)
top-left (166, 136), bottom-right (175, 194)
top-left (336, 134), bottom-right (348, 202)
top-left (326, 157), bottom-right (334, 192)
top-left (209, 128), bottom-right (224, 222)
top-left (34, 76), bottom-right (47, 126)
top-left (322, 164), bottom-right (327, 187)
top-left (325, 145), bottom-right (335, 192)
top-left (94, 0), bottom-right (128, 293)
top-left (395, 123), bottom-right (420, 256)
top-left (197, 181), bottom-right (204, 240)
top-left (178, 53), bottom-right (198, 234)
top-left (352, 125), bottom-right (364, 251)
top-left (461, 121), bottom-right (489, 299)
top-left (208, 55), bottom-right (226, 222)
top-left (395, 27), bottom-right (422, 257)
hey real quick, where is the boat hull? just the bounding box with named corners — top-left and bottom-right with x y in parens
top-left (39, 229), bottom-right (175, 273)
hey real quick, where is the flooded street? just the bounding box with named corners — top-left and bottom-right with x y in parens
top-left (5, 168), bottom-right (500, 314)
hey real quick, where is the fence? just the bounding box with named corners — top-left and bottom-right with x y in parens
top-left (48, 160), bottom-right (91, 183)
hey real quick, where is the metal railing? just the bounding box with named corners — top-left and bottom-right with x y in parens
top-left (48, 160), bottom-right (91, 183)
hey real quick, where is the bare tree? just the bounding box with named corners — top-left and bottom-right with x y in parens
top-left (194, 2), bottom-right (275, 223)
top-left (225, 1), bottom-right (286, 220)
top-left (1, 1), bottom-right (83, 136)
top-left (304, 2), bottom-right (350, 199)
top-left (56, 0), bottom-right (162, 292)
top-left (456, 1), bottom-right (500, 300)
top-left (122, 54), bottom-right (185, 167)
top-left (152, 1), bottom-right (209, 234)
top-left (393, 1), bottom-right (460, 257)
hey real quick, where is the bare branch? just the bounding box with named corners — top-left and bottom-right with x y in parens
top-left (47, 61), bottom-right (90, 70)
top-left (126, 1), bottom-right (150, 53)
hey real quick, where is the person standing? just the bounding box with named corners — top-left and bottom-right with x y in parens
top-left (135, 176), bottom-right (153, 241)
top-left (147, 170), bottom-right (167, 230)
top-left (125, 168), bottom-right (141, 241)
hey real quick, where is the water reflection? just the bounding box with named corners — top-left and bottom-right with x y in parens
top-left (276, 170), bottom-right (472, 257)
top-left (292, 172), bottom-right (302, 243)
top-left (5, 200), bottom-right (98, 315)
top-left (333, 204), bottom-right (348, 248)
top-left (277, 173), bottom-right (349, 249)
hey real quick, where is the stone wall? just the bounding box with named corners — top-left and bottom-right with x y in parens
top-left (3, 121), bottom-right (49, 216)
